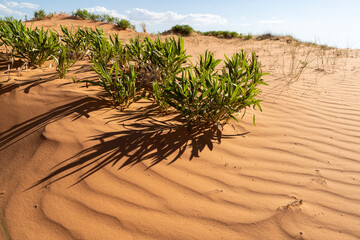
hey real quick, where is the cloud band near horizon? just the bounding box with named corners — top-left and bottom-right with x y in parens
top-left (85, 6), bottom-right (227, 26)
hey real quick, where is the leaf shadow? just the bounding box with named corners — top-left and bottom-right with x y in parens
top-left (0, 96), bottom-right (110, 152)
top-left (29, 105), bottom-right (249, 189)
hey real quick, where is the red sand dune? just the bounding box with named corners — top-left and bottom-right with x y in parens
top-left (1, 15), bottom-right (360, 240)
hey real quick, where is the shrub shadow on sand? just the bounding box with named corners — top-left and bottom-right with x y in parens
top-left (0, 96), bottom-right (110, 151)
top-left (30, 104), bottom-right (249, 188)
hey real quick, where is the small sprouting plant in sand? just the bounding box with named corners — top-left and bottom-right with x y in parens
top-left (21, 27), bottom-right (60, 66)
top-left (0, 209), bottom-right (9, 240)
top-left (88, 32), bottom-right (113, 65)
top-left (75, 27), bottom-right (113, 63)
top-left (53, 46), bottom-right (75, 79)
top-left (0, 18), bottom-right (26, 58)
top-left (115, 19), bottom-right (135, 30)
top-left (88, 60), bottom-right (138, 108)
top-left (110, 34), bottom-right (130, 67)
top-left (0, 18), bottom-right (60, 66)
top-left (60, 26), bottom-right (88, 60)
top-left (170, 25), bottom-right (194, 36)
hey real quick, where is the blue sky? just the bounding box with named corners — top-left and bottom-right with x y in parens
top-left (1, 0), bottom-right (359, 49)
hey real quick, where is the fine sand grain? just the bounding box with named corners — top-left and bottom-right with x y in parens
top-left (1, 15), bottom-right (360, 240)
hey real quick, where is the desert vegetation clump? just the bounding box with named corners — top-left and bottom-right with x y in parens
top-left (166, 26), bottom-right (253, 41)
top-left (72, 9), bottom-right (91, 20)
top-left (60, 25), bottom-right (89, 60)
top-left (84, 34), bottom-right (267, 127)
top-left (0, 17), bottom-right (267, 128)
top-left (71, 9), bottom-right (135, 30)
top-left (202, 31), bottom-right (240, 39)
top-left (115, 19), bottom-right (135, 30)
top-left (256, 33), bottom-right (279, 41)
top-left (33, 9), bottom-right (46, 20)
top-left (158, 51), bottom-right (267, 126)
top-left (169, 25), bottom-right (194, 36)
top-left (244, 34), bottom-right (253, 40)
top-left (33, 9), bottom-right (53, 21)
top-left (0, 18), bottom-right (60, 66)
top-left (53, 46), bottom-right (75, 79)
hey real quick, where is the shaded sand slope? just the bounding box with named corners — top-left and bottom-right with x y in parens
top-left (1, 16), bottom-right (360, 240)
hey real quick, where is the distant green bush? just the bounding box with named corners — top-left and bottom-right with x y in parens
top-left (115, 19), bottom-right (135, 30)
top-left (202, 31), bottom-right (240, 39)
top-left (105, 15), bottom-right (115, 23)
top-left (244, 34), bottom-right (253, 40)
top-left (71, 9), bottom-right (135, 30)
top-left (72, 9), bottom-right (91, 19)
top-left (170, 25), bottom-right (194, 36)
top-left (33, 9), bottom-right (47, 20)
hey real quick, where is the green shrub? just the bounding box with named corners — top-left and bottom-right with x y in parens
top-left (105, 15), bottom-right (115, 24)
top-left (72, 9), bottom-right (91, 19)
top-left (71, 10), bottom-right (134, 29)
top-left (170, 25), bottom-right (194, 36)
top-left (33, 9), bottom-right (46, 20)
top-left (126, 36), bottom-right (189, 92)
top-left (158, 51), bottom-right (267, 126)
top-left (202, 31), bottom-right (239, 39)
top-left (244, 34), bottom-right (253, 40)
top-left (143, 37), bottom-right (189, 79)
top-left (115, 19), bottom-right (135, 30)
top-left (256, 33), bottom-right (274, 40)
top-left (89, 13), bottom-right (101, 21)
top-left (83, 33), bottom-right (266, 127)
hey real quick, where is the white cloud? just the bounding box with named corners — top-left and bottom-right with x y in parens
top-left (85, 6), bottom-right (127, 19)
top-left (0, 3), bottom-right (24, 15)
top-left (241, 23), bottom-right (251, 27)
top-left (5, 1), bottom-right (39, 9)
top-left (258, 19), bottom-right (284, 24)
top-left (126, 8), bottom-right (227, 25)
